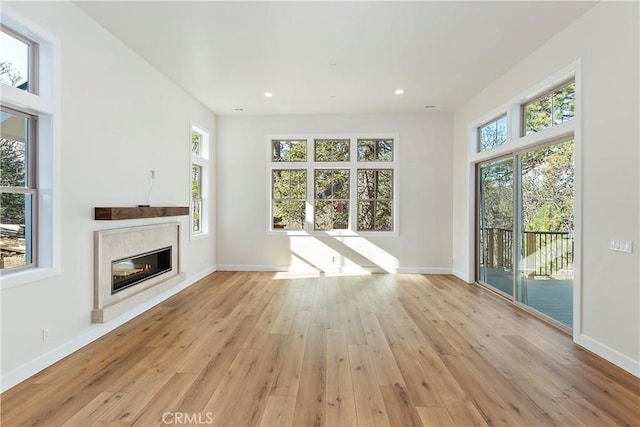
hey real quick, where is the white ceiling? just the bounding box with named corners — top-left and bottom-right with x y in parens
top-left (75, 1), bottom-right (595, 115)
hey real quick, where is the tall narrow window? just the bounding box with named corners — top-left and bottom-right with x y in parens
top-left (1, 26), bottom-right (41, 273)
top-left (358, 169), bottom-right (393, 231)
top-left (314, 169), bottom-right (349, 230)
top-left (190, 125), bottom-right (209, 237)
top-left (272, 169), bottom-right (306, 230)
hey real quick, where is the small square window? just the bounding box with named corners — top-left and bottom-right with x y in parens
top-left (357, 139), bottom-right (393, 162)
top-left (272, 139), bottom-right (307, 162)
top-left (0, 26), bottom-right (35, 93)
top-left (478, 115), bottom-right (507, 152)
top-left (523, 81), bottom-right (575, 136)
top-left (314, 139), bottom-right (350, 162)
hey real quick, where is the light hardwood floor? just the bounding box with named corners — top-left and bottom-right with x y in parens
top-left (1, 272), bottom-right (639, 426)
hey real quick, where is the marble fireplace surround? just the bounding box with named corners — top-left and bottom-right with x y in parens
top-left (93, 223), bottom-right (185, 323)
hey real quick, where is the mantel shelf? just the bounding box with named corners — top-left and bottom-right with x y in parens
top-left (94, 206), bottom-right (189, 220)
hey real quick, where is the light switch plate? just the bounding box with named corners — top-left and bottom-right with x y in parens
top-left (610, 240), bottom-right (633, 253)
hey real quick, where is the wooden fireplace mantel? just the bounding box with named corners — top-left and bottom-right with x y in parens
top-left (94, 206), bottom-right (189, 220)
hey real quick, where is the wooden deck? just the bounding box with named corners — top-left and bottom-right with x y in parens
top-left (1, 272), bottom-right (638, 426)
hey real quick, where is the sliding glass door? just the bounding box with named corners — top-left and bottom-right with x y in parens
top-left (515, 140), bottom-right (574, 328)
top-left (478, 157), bottom-right (514, 297)
top-left (477, 140), bottom-right (574, 328)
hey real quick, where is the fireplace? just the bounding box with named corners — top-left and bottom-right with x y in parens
top-left (93, 223), bottom-right (185, 323)
top-left (112, 247), bottom-right (172, 294)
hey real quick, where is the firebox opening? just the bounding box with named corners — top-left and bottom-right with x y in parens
top-left (111, 247), bottom-right (172, 294)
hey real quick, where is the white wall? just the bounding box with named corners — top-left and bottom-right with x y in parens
top-left (1, 2), bottom-right (217, 389)
top-left (217, 113), bottom-right (453, 273)
top-left (452, 2), bottom-right (639, 375)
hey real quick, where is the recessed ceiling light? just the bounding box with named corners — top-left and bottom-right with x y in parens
top-left (264, 92), bottom-right (273, 98)
top-left (395, 89), bottom-right (404, 95)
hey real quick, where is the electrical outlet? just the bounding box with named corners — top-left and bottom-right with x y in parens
top-left (42, 328), bottom-right (52, 342)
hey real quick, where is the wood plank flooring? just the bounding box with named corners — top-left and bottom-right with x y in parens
top-left (2, 272), bottom-right (639, 426)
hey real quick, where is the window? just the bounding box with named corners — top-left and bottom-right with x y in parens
top-left (358, 169), bottom-right (393, 231)
top-left (1, 108), bottom-right (36, 269)
top-left (523, 80), bottom-right (575, 135)
top-left (1, 24), bottom-right (47, 275)
top-left (478, 115), bottom-right (507, 152)
top-left (268, 135), bottom-right (397, 234)
top-left (190, 125), bottom-right (209, 237)
top-left (0, 26), bottom-right (36, 93)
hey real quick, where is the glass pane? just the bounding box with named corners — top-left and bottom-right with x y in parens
top-left (0, 192), bottom-right (32, 269)
top-left (191, 132), bottom-right (201, 155)
top-left (273, 200), bottom-right (305, 230)
top-left (516, 140), bottom-right (574, 328)
top-left (315, 200), bottom-right (348, 230)
top-left (358, 201), bottom-right (374, 231)
top-left (272, 169), bottom-right (306, 199)
top-left (358, 169), bottom-right (393, 199)
top-left (479, 116), bottom-right (507, 152)
top-left (552, 82), bottom-right (575, 126)
top-left (315, 139), bottom-right (350, 162)
top-left (357, 139), bottom-right (393, 161)
top-left (192, 198), bottom-right (202, 233)
top-left (0, 110), bottom-right (29, 187)
top-left (375, 200), bottom-right (393, 231)
top-left (315, 169), bottom-right (349, 200)
top-left (0, 29), bottom-right (30, 91)
top-left (272, 140), bottom-right (306, 162)
top-left (191, 165), bottom-right (202, 198)
top-left (478, 157), bottom-right (514, 296)
top-left (525, 81), bottom-right (574, 135)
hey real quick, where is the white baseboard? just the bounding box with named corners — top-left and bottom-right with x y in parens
top-left (574, 333), bottom-right (640, 378)
top-left (216, 264), bottom-right (452, 275)
top-left (0, 266), bottom-right (217, 393)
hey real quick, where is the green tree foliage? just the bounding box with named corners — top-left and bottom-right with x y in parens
top-left (358, 169), bottom-right (393, 231)
top-left (315, 169), bottom-right (349, 230)
top-left (272, 169), bottom-right (306, 230)
top-left (525, 82), bottom-right (575, 135)
top-left (522, 140), bottom-right (574, 232)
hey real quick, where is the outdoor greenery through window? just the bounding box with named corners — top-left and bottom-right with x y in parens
top-left (1, 108), bottom-right (35, 270)
top-left (272, 169), bottom-right (306, 230)
top-left (1, 25), bottom-right (39, 271)
top-left (273, 139), bottom-right (306, 162)
top-left (270, 136), bottom-right (396, 233)
top-left (315, 169), bottom-right (349, 230)
top-left (190, 127), bottom-right (209, 236)
top-left (358, 139), bottom-right (393, 161)
top-left (524, 80), bottom-right (575, 135)
top-left (478, 115), bottom-right (507, 152)
top-left (358, 169), bottom-right (393, 231)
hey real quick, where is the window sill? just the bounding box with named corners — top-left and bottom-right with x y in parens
top-left (1, 266), bottom-right (60, 290)
top-left (190, 231), bottom-right (210, 241)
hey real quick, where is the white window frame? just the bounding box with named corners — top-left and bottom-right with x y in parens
top-left (0, 9), bottom-right (60, 289)
top-left (267, 133), bottom-right (399, 236)
top-left (190, 123), bottom-right (210, 239)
